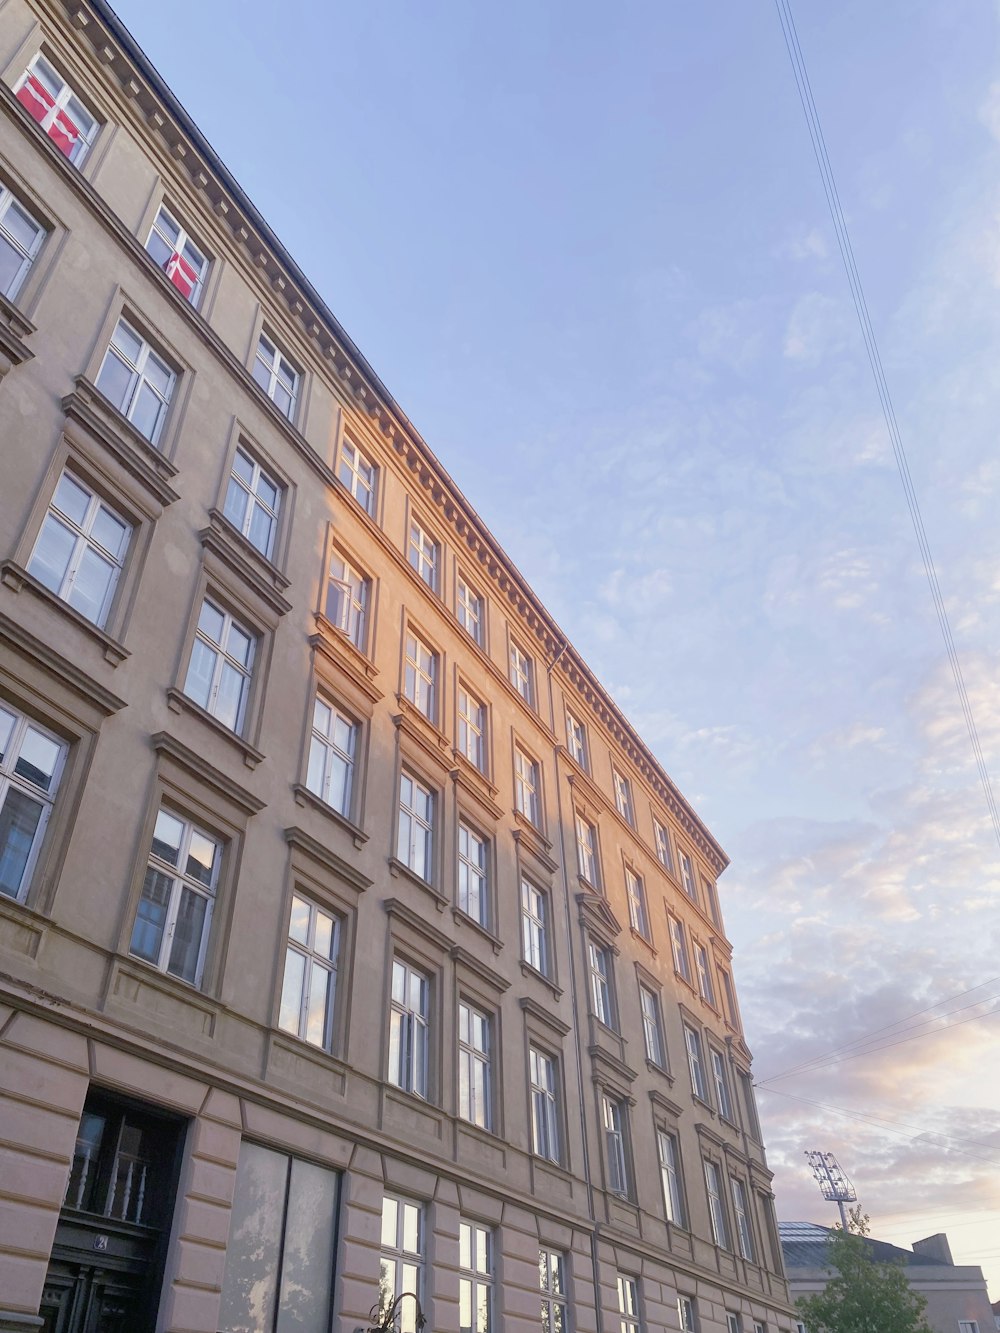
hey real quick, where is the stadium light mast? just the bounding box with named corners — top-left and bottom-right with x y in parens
top-left (804, 1150), bottom-right (857, 1229)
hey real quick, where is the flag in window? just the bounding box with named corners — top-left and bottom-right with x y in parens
top-left (165, 251), bottom-right (198, 300)
top-left (49, 108), bottom-right (80, 158)
top-left (16, 74), bottom-right (54, 124)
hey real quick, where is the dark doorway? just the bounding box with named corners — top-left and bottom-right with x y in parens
top-left (39, 1087), bottom-right (186, 1333)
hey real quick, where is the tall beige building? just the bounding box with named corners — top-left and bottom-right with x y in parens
top-left (0, 3), bottom-right (797, 1331)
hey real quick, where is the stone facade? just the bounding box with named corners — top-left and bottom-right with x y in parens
top-left (0, 2), bottom-right (798, 1330)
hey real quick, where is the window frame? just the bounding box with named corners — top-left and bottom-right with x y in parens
top-left (396, 769), bottom-right (435, 883)
top-left (574, 812), bottom-right (599, 885)
top-left (459, 1218), bottom-right (493, 1333)
top-left (95, 316), bottom-right (176, 447)
top-left (616, 1275), bottom-right (640, 1333)
top-left (657, 1128), bottom-right (685, 1225)
top-left (457, 1000), bottom-right (493, 1130)
top-left (565, 709), bottom-right (588, 769)
top-left (639, 983), bottom-right (666, 1069)
top-left (539, 1248), bottom-right (567, 1333)
top-left (0, 182), bottom-right (45, 303)
top-left (0, 704), bottom-right (67, 904)
top-left (407, 516), bottom-right (440, 592)
top-left (588, 939), bottom-right (616, 1030)
top-left (695, 941), bottom-right (716, 1006)
top-left (277, 892), bottom-right (341, 1051)
top-left (14, 53), bottom-right (98, 166)
top-left (379, 1195), bottom-right (424, 1332)
top-left (457, 683), bottom-right (487, 773)
top-left (222, 444), bottom-right (282, 560)
top-left (182, 596), bottom-right (257, 736)
top-left (457, 820), bottom-right (490, 929)
top-left (653, 817), bottom-right (674, 873)
top-left (684, 1025), bottom-right (708, 1102)
top-left (520, 877), bottom-right (550, 977)
top-left (388, 956), bottom-right (430, 1098)
top-left (251, 331), bottom-right (300, 422)
top-left (678, 1297), bottom-right (697, 1333)
top-left (338, 436), bottom-right (378, 517)
top-left (612, 768), bottom-right (635, 825)
top-left (704, 1158), bottom-right (730, 1249)
top-left (679, 848), bottom-right (698, 903)
top-left (514, 745), bottom-right (542, 828)
top-left (602, 1095), bottom-right (630, 1198)
top-left (730, 1175), bottom-right (755, 1261)
top-left (710, 1047), bottom-right (734, 1120)
top-left (624, 866), bottom-right (649, 939)
top-left (456, 574), bottom-right (485, 647)
top-left (305, 694), bottom-right (357, 819)
top-left (325, 548), bottom-right (371, 654)
top-left (509, 639), bottom-right (534, 707)
top-left (528, 1043), bottom-right (561, 1163)
top-left (403, 629), bottom-right (438, 723)
top-left (668, 913), bottom-right (692, 984)
top-left (144, 202), bottom-right (208, 307)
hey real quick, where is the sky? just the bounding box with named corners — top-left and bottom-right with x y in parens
top-left (109, 0), bottom-right (1000, 1295)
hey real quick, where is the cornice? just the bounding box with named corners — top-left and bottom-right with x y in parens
top-left (283, 825), bottom-right (372, 893)
top-left (150, 730), bottom-right (265, 816)
top-left (0, 611), bottom-right (126, 715)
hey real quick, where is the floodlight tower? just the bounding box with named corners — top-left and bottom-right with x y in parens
top-left (804, 1150), bottom-right (857, 1229)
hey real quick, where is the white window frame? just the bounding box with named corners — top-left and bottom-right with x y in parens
top-left (588, 940), bottom-right (615, 1029)
top-left (459, 1219), bottom-right (493, 1333)
top-left (539, 1248), bottom-right (567, 1333)
top-left (252, 332), bottom-right (299, 421)
top-left (685, 1025), bottom-right (708, 1102)
top-left (278, 893), bottom-right (340, 1049)
top-left (128, 807), bottom-right (220, 987)
top-left (408, 519), bottom-right (439, 590)
top-left (14, 54), bottom-right (97, 165)
top-left (654, 818), bottom-right (674, 872)
top-left (668, 914), bottom-right (692, 983)
top-left (711, 1048), bottom-right (734, 1120)
top-left (726, 1316), bottom-right (741, 1333)
top-left (617, 1275), bottom-right (640, 1333)
top-left (695, 943), bottom-right (716, 1005)
top-left (529, 1045), bottom-right (560, 1162)
top-left (339, 437), bottom-right (377, 516)
top-left (679, 850), bottom-right (698, 902)
top-left (145, 203), bottom-right (207, 306)
top-left (509, 641), bottom-right (534, 705)
top-left (704, 1159), bottom-right (729, 1248)
top-left (0, 706), bottom-right (66, 903)
top-left (306, 696), bottom-right (356, 816)
top-left (325, 552), bottom-right (369, 651)
top-left (379, 1196), bottom-right (423, 1332)
top-left (183, 599), bottom-right (255, 734)
top-left (458, 1001), bottom-right (492, 1130)
top-left (958, 1323), bottom-right (979, 1333)
top-left (457, 577), bottom-right (484, 646)
top-left (612, 769), bottom-right (634, 824)
top-left (639, 985), bottom-right (665, 1067)
top-left (0, 185), bottom-right (45, 301)
top-left (575, 813), bottom-right (598, 884)
top-left (566, 710), bottom-right (587, 768)
top-left (657, 1129), bottom-right (684, 1225)
top-left (397, 772), bottom-right (434, 881)
top-left (458, 686), bottom-right (486, 771)
top-left (457, 822), bottom-right (488, 927)
top-left (404, 632), bottom-right (437, 722)
top-left (514, 746), bottom-right (541, 827)
top-left (388, 958), bottom-right (429, 1097)
top-left (96, 317), bottom-right (175, 446)
top-left (625, 867), bottom-right (649, 938)
top-left (678, 1297), bottom-right (696, 1333)
top-left (223, 445), bottom-right (281, 558)
top-left (28, 471), bottom-right (131, 628)
top-left (602, 1096), bottom-right (629, 1197)
top-left (520, 878), bottom-right (548, 975)
top-left (730, 1176), bottom-right (755, 1261)
top-left (702, 875), bottom-right (722, 926)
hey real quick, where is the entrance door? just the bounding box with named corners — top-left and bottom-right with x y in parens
top-left (39, 1089), bottom-right (184, 1333)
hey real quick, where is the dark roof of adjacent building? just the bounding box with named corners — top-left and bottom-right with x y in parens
top-left (779, 1221), bottom-right (947, 1271)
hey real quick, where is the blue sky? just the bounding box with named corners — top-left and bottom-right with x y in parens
top-left (112, 0), bottom-right (1000, 1290)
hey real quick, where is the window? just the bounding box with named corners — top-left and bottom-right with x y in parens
top-left (325, 552), bottom-right (369, 651)
top-left (958, 1323), bottom-right (979, 1333)
top-left (458, 1002), bottom-right (491, 1130)
top-left (612, 769), bottom-right (634, 825)
top-left (702, 876), bottom-right (722, 926)
top-left (96, 318), bottom-right (175, 445)
top-left (538, 1248), bottom-right (567, 1333)
top-left (28, 471), bottom-right (131, 628)
top-left (574, 814), bottom-right (598, 884)
top-left (657, 1130), bottom-right (684, 1225)
top-left (379, 1196), bottom-right (423, 1333)
top-left (223, 446), bottom-right (281, 558)
top-left (678, 1297), bottom-right (696, 1333)
top-left (740, 1071), bottom-right (761, 1141)
top-left (617, 1276), bottom-right (640, 1333)
top-left (704, 1159), bottom-right (729, 1248)
top-left (15, 55), bottom-right (97, 164)
top-left (679, 850), bottom-right (698, 902)
top-left (457, 823), bottom-right (488, 927)
top-left (278, 894), bottom-right (339, 1049)
top-left (711, 1049), bottom-right (733, 1120)
top-left (668, 914), bottom-right (692, 984)
top-left (0, 705), bottom-right (65, 902)
top-left (602, 1096), bottom-right (629, 1197)
top-left (695, 944), bottom-right (715, 1005)
top-left (509, 641), bottom-right (533, 705)
top-left (458, 687), bottom-right (486, 771)
top-left (720, 969), bottom-right (739, 1029)
top-left (408, 519), bottom-right (439, 590)
top-left (529, 1045), bottom-right (560, 1161)
top-left (129, 807), bottom-right (220, 986)
top-left (403, 633), bottom-right (437, 721)
top-left (730, 1177), bottom-right (754, 1261)
top-left (397, 772), bottom-right (434, 881)
top-left (219, 1140), bottom-right (339, 1332)
top-left (726, 1317), bottom-right (741, 1333)
top-left (588, 941), bottom-right (614, 1028)
top-left (457, 577), bottom-right (484, 646)
top-left (520, 878), bottom-right (549, 975)
top-left (566, 710), bottom-right (587, 768)
top-left (625, 868), bottom-right (649, 938)
top-left (654, 818), bottom-right (674, 873)
top-left (184, 599), bottom-right (255, 733)
top-left (459, 1220), bottom-right (492, 1333)
top-left (514, 747), bottom-right (541, 826)
top-left (145, 204), bottom-right (207, 306)
top-left (252, 333), bottom-right (299, 420)
top-left (639, 985), bottom-right (665, 1067)
top-left (753, 1324), bottom-right (766, 1333)
top-left (388, 958), bottom-right (429, 1097)
top-left (338, 437), bottom-right (377, 516)
top-left (684, 1026), bottom-right (708, 1102)
top-left (0, 185), bottom-right (44, 302)
top-left (305, 697), bottom-right (356, 816)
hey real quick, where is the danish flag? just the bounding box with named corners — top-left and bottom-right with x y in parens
top-left (16, 75), bottom-right (80, 159)
top-left (165, 251), bottom-right (198, 301)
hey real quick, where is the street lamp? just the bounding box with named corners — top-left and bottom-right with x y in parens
top-left (363, 1293), bottom-right (426, 1333)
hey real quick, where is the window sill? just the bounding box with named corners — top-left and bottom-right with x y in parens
top-left (1, 561), bottom-right (130, 666)
top-left (63, 377), bottom-right (179, 508)
top-left (311, 616), bottom-right (382, 705)
top-left (394, 694), bottom-right (450, 753)
top-left (646, 1058), bottom-right (675, 1085)
top-left (630, 926), bottom-right (656, 955)
top-left (165, 688), bottom-right (264, 769)
top-left (0, 288), bottom-right (35, 379)
top-left (291, 783), bottom-right (367, 848)
top-left (519, 960), bottom-right (563, 1000)
top-left (388, 856), bottom-right (447, 911)
top-left (451, 906), bottom-right (503, 955)
top-left (201, 512), bottom-right (292, 617)
top-left (269, 1026), bottom-right (349, 1075)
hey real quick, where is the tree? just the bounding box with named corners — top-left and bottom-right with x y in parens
top-left (796, 1208), bottom-right (934, 1333)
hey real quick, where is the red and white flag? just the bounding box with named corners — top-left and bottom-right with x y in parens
top-left (49, 109), bottom-right (80, 158)
top-left (16, 74), bottom-right (54, 125)
top-left (165, 251), bottom-right (198, 301)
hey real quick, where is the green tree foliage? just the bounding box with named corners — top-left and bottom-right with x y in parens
top-left (796, 1209), bottom-right (934, 1333)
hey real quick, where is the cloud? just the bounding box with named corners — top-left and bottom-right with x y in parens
top-left (783, 292), bottom-right (852, 364)
top-left (782, 227), bottom-right (830, 262)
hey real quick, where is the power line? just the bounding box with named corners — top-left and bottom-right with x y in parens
top-left (774, 0), bottom-right (1000, 850)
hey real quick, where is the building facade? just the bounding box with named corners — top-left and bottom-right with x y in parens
top-left (781, 1223), bottom-right (995, 1333)
top-left (0, 2), bottom-right (797, 1331)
